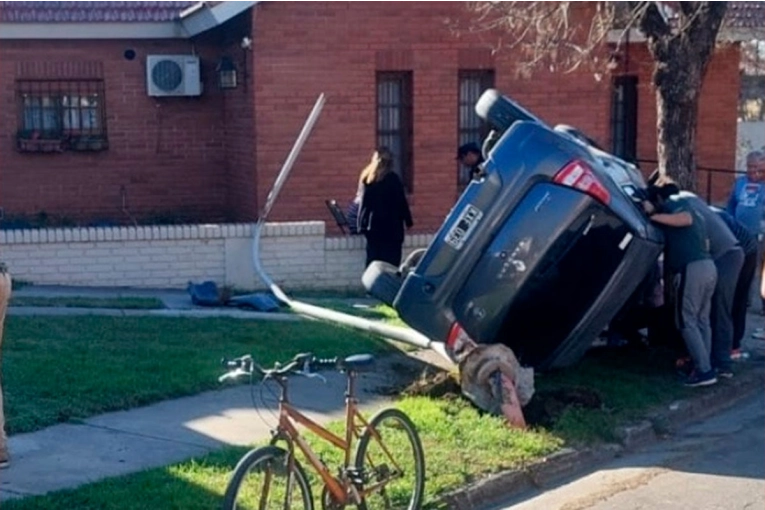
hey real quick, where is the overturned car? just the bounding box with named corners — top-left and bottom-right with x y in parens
top-left (363, 89), bottom-right (664, 372)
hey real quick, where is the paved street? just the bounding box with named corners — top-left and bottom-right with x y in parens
top-left (489, 393), bottom-right (765, 510)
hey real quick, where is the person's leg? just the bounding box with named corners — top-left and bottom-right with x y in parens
top-left (697, 259), bottom-right (718, 367)
top-left (761, 238), bottom-right (765, 315)
top-left (375, 237), bottom-right (403, 268)
top-left (732, 251), bottom-right (757, 350)
top-left (0, 266), bottom-right (11, 467)
top-left (754, 236), bottom-right (764, 312)
top-left (710, 248), bottom-right (744, 373)
top-left (364, 233), bottom-right (379, 267)
top-left (677, 260), bottom-right (715, 375)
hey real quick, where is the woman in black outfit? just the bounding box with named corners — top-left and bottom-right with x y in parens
top-left (357, 147), bottom-right (413, 267)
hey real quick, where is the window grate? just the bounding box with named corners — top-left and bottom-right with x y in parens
top-left (15, 79), bottom-right (108, 153)
top-left (610, 75), bottom-right (638, 163)
top-left (376, 71), bottom-right (414, 192)
top-left (458, 70), bottom-right (494, 185)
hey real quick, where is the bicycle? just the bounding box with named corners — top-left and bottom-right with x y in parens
top-left (218, 352), bottom-right (425, 510)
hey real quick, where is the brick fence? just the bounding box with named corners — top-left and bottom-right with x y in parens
top-left (0, 222), bottom-right (433, 290)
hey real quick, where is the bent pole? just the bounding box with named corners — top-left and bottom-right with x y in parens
top-left (250, 94), bottom-right (453, 364)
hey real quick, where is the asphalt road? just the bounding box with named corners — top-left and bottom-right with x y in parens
top-left (489, 393), bottom-right (765, 510)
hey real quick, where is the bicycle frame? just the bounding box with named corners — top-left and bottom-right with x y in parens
top-left (267, 371), bottom-right (398, 505)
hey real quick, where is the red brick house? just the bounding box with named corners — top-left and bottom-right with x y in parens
top-left (0, 1), bottom-right (760, 233)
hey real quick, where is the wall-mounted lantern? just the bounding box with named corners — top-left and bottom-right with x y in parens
top-left (216, 56), bottom-right (238, 90)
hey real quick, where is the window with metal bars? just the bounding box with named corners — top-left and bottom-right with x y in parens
top-left (458, 70), bottom-right (494, 185)
top-left (376, 71), bottom-right (413, 192)
top-left (610, 75), bottom-right (638, 163)
top-left (16, 80), bottom-right (108, 153)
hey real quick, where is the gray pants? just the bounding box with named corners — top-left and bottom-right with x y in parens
top-left (711, 247), bottom-right (745, 371)
top-left (675, 259), bottom-right (717, 374)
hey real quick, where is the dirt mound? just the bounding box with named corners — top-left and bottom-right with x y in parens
top-left (402, 369), bottom-right (462, 399)
top-left (523, 387), bottom-right (603, 427)
top-left (373, 352), bottom-right (603, 429)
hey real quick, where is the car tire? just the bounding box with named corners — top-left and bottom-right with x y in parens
top-left (475, 88), bottom-right (536, 133)
top-left (362, 261), bottom-right (403, 306)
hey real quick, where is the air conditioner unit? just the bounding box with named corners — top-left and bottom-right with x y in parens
top-left (146, 55), bottom-right (202, 97)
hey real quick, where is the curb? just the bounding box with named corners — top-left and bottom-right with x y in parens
top-left (438, 363), bottom-right (764, 510)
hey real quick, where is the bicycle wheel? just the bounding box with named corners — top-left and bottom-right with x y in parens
top-left (223, 445), bottom-right (314, 510)
top-left (354, 408), bottom-right (425, 510)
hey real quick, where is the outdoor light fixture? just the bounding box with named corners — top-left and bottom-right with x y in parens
top-left (216, 56), bottom-right (238, 90)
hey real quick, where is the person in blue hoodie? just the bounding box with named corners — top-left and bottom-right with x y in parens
top-left (728, 150), bottom-right (765, 322)
top-left (727, 150), bottom-right (765, 237)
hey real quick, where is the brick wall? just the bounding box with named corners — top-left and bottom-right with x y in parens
top-left (0, 222), bottom-right (433, 290)
top-left (250, 2), bottom-right (614, 233)
top-left (0, 3), bottom-right (742, 229)
top-left (620, 44), bottom-right (741, 203)
top-left (0, 38), bottom-right (230, 224)
top-left (212, 11), bottom-right (259, 222)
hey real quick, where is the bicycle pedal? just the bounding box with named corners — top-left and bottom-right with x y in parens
top-left (344, 467), bottom-right (366, 485)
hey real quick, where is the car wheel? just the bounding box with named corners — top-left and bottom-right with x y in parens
top-left (475, 88), bottom-right (537, 133)
top-left (362, 261), bottom-right (403, 306)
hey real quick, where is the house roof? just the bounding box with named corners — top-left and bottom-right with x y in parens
top-left (724, 2), bottom-right (765, 29)
top-left (0, 0), bottom-right (765, 28)
top-left (0, 1), bottom-right (196, 23)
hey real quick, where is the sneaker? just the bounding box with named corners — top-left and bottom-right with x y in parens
top-left (684, 370), bottom-right (718, 387)
top-left (0, 450), bottom-right (8, 469)
top-left (752, 328), bottom-right (765, 340)
top-left (731, 349), bottom-right (750, 362)
top-left (716, 368), bottom-right (734, 379)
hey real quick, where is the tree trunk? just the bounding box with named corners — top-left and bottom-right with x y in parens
top-left (639, 2), bottom-right (729, 191)
top-left (653, 49), bottom-right (703, 190)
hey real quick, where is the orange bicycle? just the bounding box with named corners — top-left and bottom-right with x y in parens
top-left (219, 352), bottom-right (425, 510)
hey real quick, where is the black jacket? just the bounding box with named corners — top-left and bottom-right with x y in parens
top-left (358, 172), bottom-right (413, 241)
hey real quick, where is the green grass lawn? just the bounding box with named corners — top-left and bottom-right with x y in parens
top-left (0, 310), bottom-right (707, 510)
top-left (527, 343), bottom-right (693, 443)
top-left (3, 316), bottom-right (392, 435)
top-left (1, 397), bottom-right (562, 510)
top-left (9, 296), bottom-right (166, 309)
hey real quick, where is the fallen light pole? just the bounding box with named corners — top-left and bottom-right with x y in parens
top-left (250, 94), bottom-right (531, 428)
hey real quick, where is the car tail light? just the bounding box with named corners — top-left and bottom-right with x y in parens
top-left (446, 322), bottom-right (474, 359)
top-left (553, 160), bottom-right (611, 204)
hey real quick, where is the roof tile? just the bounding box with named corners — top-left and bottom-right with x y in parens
top-left (1, 1), bottom-right (761, 30)
top-left (724, 1), bottom-right (765, 29)
top-left (0, 1), bottom-right (197, 23)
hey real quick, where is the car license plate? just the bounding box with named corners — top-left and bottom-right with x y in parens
top-left (445, 204), bottom-right (483, 250)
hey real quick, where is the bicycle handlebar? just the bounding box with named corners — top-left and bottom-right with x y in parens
top-left (219, 352), bottom-right (341, 383)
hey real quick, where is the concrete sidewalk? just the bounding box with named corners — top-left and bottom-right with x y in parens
top-left (0, 349), bottom-right (445, 501)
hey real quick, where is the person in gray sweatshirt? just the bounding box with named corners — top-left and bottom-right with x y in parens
top-left (645, 185), bottom-right (717, 387)
top-left (660, 182), bottom-right (744, 378)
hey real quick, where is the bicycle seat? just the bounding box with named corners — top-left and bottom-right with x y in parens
top-left (339, 354), bottom-right (375, 372)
